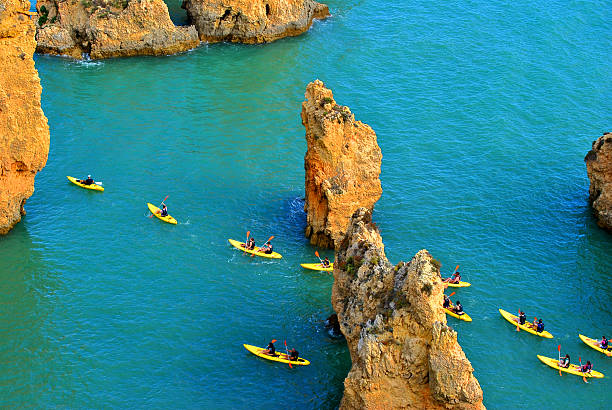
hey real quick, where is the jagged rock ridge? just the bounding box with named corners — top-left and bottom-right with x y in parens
top-left (332, 208), bottom-right (485, 409)
top-left (585, 133), bottom-right (612, 232)
top-left (0, 0), bottom-right (50, 234)
top-left (302, 80), bottom-right (382, 249)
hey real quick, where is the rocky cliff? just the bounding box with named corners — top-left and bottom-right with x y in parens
top-left (585, 132), bottom-right (612, 232)
top-left (181, 0), bottom-right (329, 43)
top-left (332, 208), bottom-right (485, 409)
top-left (0, 0), bottom-right (50, 234)
top-left (35, 0), bottom-right (199, 59)
top-left (302, 80), bottom-right (382, 249)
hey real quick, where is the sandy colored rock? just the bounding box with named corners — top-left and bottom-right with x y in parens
top-left (332, 208), bottom-right (485, 409)
top-left (35, 0), bottom-right (199, 59)
top-left (302, 80), bottom-right (382, 249)
top-left (181, 0), bottom-right (329, 43)
top-left (0, 0), bottom-right (50, 234)
top-left (585, 133), bottom-right (612, 232)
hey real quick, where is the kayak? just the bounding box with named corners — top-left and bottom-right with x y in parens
top-left (499, 309), bottom-right (553, 338)
top-left (228, 239), bottom-right (282, 259)
top-left (579, 334), bottom-right (612, 357)
top-left (445, 281), bottom-right (471, 288)
top-left (243, 344), bottom-right (310, 366)
top-left (147, 203), bottom-right (177, 225)
top-left (300, 262), bottom-right (333, 272)
top-left (444, 307), bottom-right (472, 322)
top-left (537, 355), bottom-right (604, 378)
top-left (67, 176), bottom-right (104, 192)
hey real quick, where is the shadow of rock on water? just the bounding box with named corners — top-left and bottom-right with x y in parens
top-left (324, 313), bottom-right (344, 339)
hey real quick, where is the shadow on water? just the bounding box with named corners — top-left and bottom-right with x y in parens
top-left (163, 0), bottom-right (189, 26)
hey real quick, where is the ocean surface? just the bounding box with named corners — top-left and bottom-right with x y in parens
top-left (3, 1), bottom-right (611, 408)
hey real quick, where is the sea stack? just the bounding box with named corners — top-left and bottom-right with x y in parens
top-left (0, 0), bottom-right (50, 235)
top-left (302, 80), bottom-right (382, 249)
top-left (332, 208), bottom-right (485, 409)
top-left (585, 133), bottom-right (612, 232)
top-left (181, 0), bottom-right (329, 44)
top-left (35, 0), bottom-right (199, 59)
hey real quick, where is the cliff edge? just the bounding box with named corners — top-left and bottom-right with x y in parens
top-left (181, 0), bottom-right (329, 43)
top-left (0, 0), bottom-right (50, 234)
top-left (302, 80), bottom-right (382, 249)
top-left (585, 132), bottom-right (612, 232)
top-left (35, 0), bottom-right (199, 59)
top-left (332, 208), bottom-right (485, 409)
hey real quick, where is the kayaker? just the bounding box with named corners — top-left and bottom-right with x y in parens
top-left (262, 340), bottom-right (276, 356)
top-left (535, 319), bottom-right (545, 333)
top-left (443, 271), bottom-right (461, 284)
top-left (259, 241), bottom-right (273, 254)
top-left (443, 294), bottom-right (451, 309)
top-left (245, 237), bottom-right (255, 250)
top-left (77, 175), bottom-right (95, 185)
top-left (599, 336), bottom-right (609, 350)
top-left (452, 300), bottom-right (464, 315)
top-left (518, 310), bottom-right (526, 325)
top-left (578, 360), bottom-right (593, 373)
top-left (288, 348), bottom-right (299, 362)
top-left (158, 203), bottom-right (168, 217)
top-left (558, 354), bottom-right (570, 368)
top-left (322, 257), bottom-right (331, 268)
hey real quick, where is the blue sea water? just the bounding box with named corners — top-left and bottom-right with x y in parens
top-left (2, 1), bottom-right (611, 408)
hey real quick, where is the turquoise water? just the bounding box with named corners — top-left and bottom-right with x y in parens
top-left (2, 0), bottom-right (612, 408)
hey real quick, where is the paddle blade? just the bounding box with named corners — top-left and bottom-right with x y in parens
top-left (247, 231), bottom-right (250, 237)
top-left (315, 251), bottom-right (320, 258)
top-left (266, 235), bottom-right (275, 244)
top-left (449, 292), bottom-right (455, 297)
top-left (454, 265), bottom-right (459, 273)
top-left (271, 339), bottom-right (277, 343)
top-left (558, 345), bottom-right (561, 352)
top-left (516, 310), bottom-right (520, 332)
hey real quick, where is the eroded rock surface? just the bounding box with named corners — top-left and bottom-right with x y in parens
top-left (332, 208), bottom-right (485, 409)
top-left (585, 133), bottom-right (612, 232)
top-left (181, 0), bottom-right (329, 43)
top-left (35, 0), bottom-right (199, 59)
top-left (0, 0), bottom-right (50, 234)
top-left (302, 80), bottom-right (382, 249)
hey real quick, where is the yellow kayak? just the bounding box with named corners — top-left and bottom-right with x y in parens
top-left (579, 334), bottom-right (612, 357)
top-left (444, 306), bottom-right (472, 322)
top-left (243, 344), bottom-right (310, 365)
top-left (445, 281), bottom-right (471, 288)
top-left (228, 239), bottom-right (282, 259)
top-left (67, 176), bottom-right (104, 192)
top-left (499, 309), bottom-right (553, 338)
top-left (147, 203), bottom-right (177, 225)
top-left (300, 262), bottom-right (333, 272)
top-left (537, 355), bottom-right (604, 378)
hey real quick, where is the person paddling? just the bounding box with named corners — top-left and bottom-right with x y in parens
top-left (443, 271), bottom-right (461, 284)
top-left (157, 203), bottom-right (168, 217)
top-left (262, 340), bottom-right (276, 356)
top-left (578, 360), bottom-right (593, 373)
top-left (245, 236), bottom-right (255, 250)
top-left (558, 353), bottom-right (571, 368)
top-left (288, 347), bottom-right (299, 362)
top-left (517, 310), bottom-right (526, 325)
top-left (599, 336), bottom-right (609, 350)
top-left (535, 319), bottom-right (545, 334)
top-left (452, 300), bottom-right (464, 315)
top-left (322, 257), bottom-right (331, 268)
top-left (259, 240), bottom-right (273, 254)
top-left (77, 174), bottom-right (95, 185)
top-left (443, 294), bottom-right (451, 309)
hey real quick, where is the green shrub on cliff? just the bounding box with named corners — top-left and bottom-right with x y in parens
top-left (37, 5), bottom-right (49, 26)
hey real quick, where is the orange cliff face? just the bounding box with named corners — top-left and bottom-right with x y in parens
top-left (0, 0), bottom-right (50, 235)
top-left (332, 208), bottom-right (485, 410)
top-left (585, 133), bottom-right (612, 232)
top-left (302, 80), bottom-right (382, 249)
top-left (35, 0), bottom-right (199, 59)
top-left (181, 0), bottom-right (329, 44)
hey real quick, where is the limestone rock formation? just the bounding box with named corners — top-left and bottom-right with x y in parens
top-left (0, 0), bottom-right (50, 234)
top-left (585, 133), bottom-right (612, 232)
top-left (332, 208), bottom-right (485, 409)
top-left (302, 80), bottom-right (382, 249)
top-left (181, 0), bottom-right (329, 43)
top-left (35, 0), bottom-right (199, 59)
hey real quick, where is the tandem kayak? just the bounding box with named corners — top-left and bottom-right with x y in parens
top-left (445, 281), bottom-right (471, 288)
top-left (67, 176), bottom-right (104, 192)
top-left (537, 355), bottom-right (604, 378)
top-left (243, 344), bottom-right (310, 365)
top-left (228, 239), bottom-right (282, 259)
top-left (499, 309), bottom-right (553, 338)
top-left (300, 262), bottom-right (333, 272)
top-left (147, 203), bottom-right (177, 225)
top-left (579, 334), bottom-right (612, 357)
top-left (444, 307), bottom-right (472, 322)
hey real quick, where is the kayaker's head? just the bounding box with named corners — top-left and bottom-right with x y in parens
top-left (538, 319), bottom-right (542, 324)
top-left (565, 354), bottom-right (569, 358)
top-left (87, 175), bottom-right (91, 178)
top-left (456, 300), bottom-right (460, 304)
top-left (586, 361), bottom-right (591, 365)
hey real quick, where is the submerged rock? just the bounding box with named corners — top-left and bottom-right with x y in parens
top-left (585, 133), bottom-right (612, 232)
top-left (302, 80), bottom-right (382, 249)
top-left (35, 0), bottom-right (199, 59)
top-left (0, 0), bottom-right (50, 234)
top-left (332, 208), bottom-right (485, 409)
top-left (181, 0), bottom-right (329, 43)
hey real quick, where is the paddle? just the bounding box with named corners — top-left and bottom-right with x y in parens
top-left (444, 292), bottom-right (456, 311)
top-left (557, 345), bottom-right (562, 376)
top-left (578, 357), bottom-right (588, 383)
top-left (149, 195), bottom-right (169, 218)
top-left (315, 250), bottom-right (323, 265)
top-left (284, 340), bottom-right (292, 369)
top-left (516, 310), bottom-right (520, 332)
top-left (252, 235), bottom-right (274, 257)
top-left (243, 231), bottom-right (250, 254)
